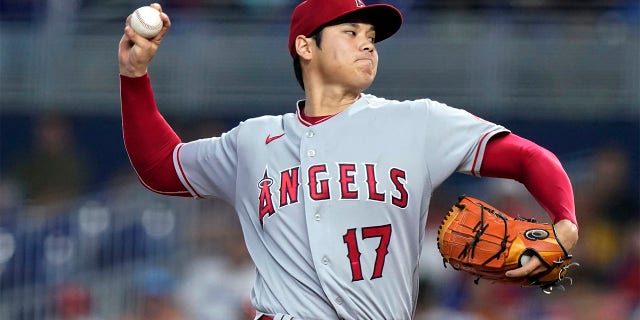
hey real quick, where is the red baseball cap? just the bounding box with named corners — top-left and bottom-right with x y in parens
top-left (288, 0), bottom-right (403, 57)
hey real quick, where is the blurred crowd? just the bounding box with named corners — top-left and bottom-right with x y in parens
top-left (0, 114), bottom-right (258, 319)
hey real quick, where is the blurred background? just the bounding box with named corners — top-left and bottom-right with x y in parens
top-left (0, 0), bottom-right (638, 319)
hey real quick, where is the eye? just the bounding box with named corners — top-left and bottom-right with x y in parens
top-left (366, 32), bottom-right (376, 42)
top-left (345, 30), bottom-right (356, 36)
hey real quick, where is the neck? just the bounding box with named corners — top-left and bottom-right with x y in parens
top-left (303, 87), bottom-right (361, 116)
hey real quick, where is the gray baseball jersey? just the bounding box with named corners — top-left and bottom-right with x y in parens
top-left (174, 94), bottom-right (508, 319)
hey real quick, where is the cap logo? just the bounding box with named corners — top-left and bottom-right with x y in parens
top-left (355, 0), bottom-right (365, 7)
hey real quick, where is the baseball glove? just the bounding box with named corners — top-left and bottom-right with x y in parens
top-left (437, 195), bottom-right (578, 293)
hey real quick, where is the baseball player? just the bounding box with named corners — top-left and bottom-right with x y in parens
top-left (118, 1), bottom-right (579, 319)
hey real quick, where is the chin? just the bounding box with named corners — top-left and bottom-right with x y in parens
top-left (354, 82), bottom-right (373, 93)
top-left (358, 77), bottom-right (375, 91)
top-left (343, 71), bottom-right (376, 92)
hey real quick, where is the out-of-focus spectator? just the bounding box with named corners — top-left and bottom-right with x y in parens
top-left (583, 145), bottom-right (637, 224)
top-left (50, 282), bottom-right (102, 320)
top-left (0, 180), bottom-right (21, 223)
top-left (120, 267), bottom-right (186, 320)
top-left (8, 113), bottom-right (90, 212)
top-left (571, 145), bottom-right (638, 286)
top-left (176, 200), bottom-right (255, 320)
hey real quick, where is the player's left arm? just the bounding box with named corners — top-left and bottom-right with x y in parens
top-left (480, 133), bottom-right (579, 277)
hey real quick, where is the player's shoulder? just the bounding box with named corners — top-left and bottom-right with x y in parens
top-left (230, 113), bottom-right (297, 140)
top-left (361, 94), bottom-right (448, 111)
top-left (236, 113), bottom-right (291, 129)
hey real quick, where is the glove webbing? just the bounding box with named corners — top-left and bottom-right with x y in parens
top-left (457, 201), bottom-right (509, 267)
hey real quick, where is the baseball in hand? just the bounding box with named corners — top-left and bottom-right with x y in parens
top-left (519, 252), bottom-right (532, 266)
top-left (130, 6), bottom-right (163, 39)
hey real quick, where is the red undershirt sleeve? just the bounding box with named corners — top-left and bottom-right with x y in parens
top-left (480, 133), bottom-right (577, 226)
top-left (120, 74), bottom-right (190, 196)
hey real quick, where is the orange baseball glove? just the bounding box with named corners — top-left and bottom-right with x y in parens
top-left (437, 195), bottom-right (578, 293)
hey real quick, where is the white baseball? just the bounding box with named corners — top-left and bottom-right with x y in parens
top-left (130, 6), bottom-right (163, 39)
top-left (519, 253), bottom-right (532, 266)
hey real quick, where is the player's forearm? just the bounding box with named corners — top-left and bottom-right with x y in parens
top-left (480, 133), bottom-right (578, 226)
top-left (120, 74), bottom-right (189, 195)
top-left (518, 146), bottom-right (576, 226)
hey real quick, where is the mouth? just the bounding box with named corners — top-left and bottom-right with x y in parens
top-left (355, 58), bottom-right (374, 66)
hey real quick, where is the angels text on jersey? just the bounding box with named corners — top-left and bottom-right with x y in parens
top-left (258, 162), bottom-right (408, 226)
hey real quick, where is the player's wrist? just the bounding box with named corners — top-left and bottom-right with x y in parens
top-left (553, 219), bottom-right (579, 252)
top-left (119, 67), bottom-right (148, 78)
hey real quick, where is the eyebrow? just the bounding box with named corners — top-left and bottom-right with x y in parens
top-left (340, 22), bottom-right (376, 32)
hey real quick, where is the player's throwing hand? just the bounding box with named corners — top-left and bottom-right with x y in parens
top-left (118, 3), bottom-right (171, 78)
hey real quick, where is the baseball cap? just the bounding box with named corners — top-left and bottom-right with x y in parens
top-left (288, 0), bottom-right (403, 57)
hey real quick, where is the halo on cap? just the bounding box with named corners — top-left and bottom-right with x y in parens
top-left (288, 0), bottom-right (403, 57)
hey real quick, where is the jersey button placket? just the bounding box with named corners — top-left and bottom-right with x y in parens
top-left (306, 130), bottom-right (316, 157)
top-left (307, 149), bottom-right (316, 157)
top-left (300, 127), bottom-right (333, 298)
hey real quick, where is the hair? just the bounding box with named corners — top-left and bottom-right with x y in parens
top-left (293, 30), bottom-right (323, 90)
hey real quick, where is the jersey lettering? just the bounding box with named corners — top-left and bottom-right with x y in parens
top-left (365, 164), bottom-right (385, 202)
top-left (362, 224), bottom-right (392, 279)
top-left (343, 228), bottom-right (363, 281)
top-left (390, 168), bottom-right (408, 208)
top-left (258, 170), bottom-right (276, 226)
top-left (343, 224), bottom-right (392, 281)
top-left (309, 164), bottom-right (331, 200)
top-left (339, 163), bottom-right (358, 199)
top-left (256, 163), bottom-right (409, 225)
top-left (280, 167), bottom-right (300, 207)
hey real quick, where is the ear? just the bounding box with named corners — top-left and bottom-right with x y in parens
top-left (295, 35), bottom-right (314, 60)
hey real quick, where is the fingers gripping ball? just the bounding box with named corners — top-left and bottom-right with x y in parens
top-left (437, 195), bottom-right (579, 293)
top-left (130, 6), bottom-right (163, 39)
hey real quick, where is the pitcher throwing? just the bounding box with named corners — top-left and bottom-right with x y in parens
top-left (118, 1), bottom-right (579, 319)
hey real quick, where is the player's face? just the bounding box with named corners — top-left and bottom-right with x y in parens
top-left (313, 22), bottom-right (378, 92)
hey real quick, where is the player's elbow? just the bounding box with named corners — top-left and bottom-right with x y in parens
top-left (136, 174), bottom-right (191, 197)
top-left (522, 143), bottom-right (565, 177)
top-left (132, 160), bottom-right (191, 197)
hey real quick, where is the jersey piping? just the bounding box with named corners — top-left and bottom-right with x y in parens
top-left (471, 128), bottom-right (506, 177)
top-left (174, 143), bottom-right (203, 198)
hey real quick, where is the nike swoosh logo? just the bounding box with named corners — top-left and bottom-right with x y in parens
top-left (265, 133), bottom-right (285, 145)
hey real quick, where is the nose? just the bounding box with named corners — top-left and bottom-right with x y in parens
top-left (357, 33), bottom-right (375, 52)
top-left (360, 39), bottom-right (375, 53)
